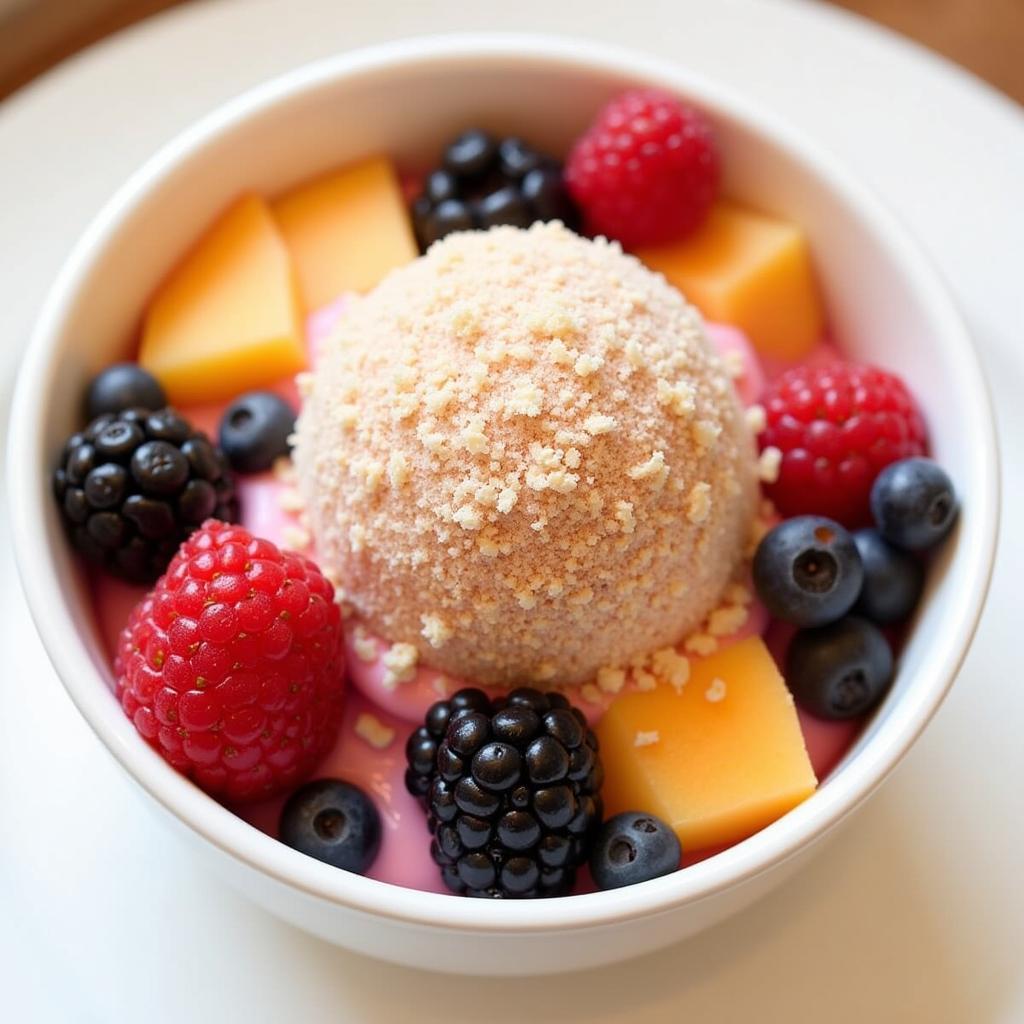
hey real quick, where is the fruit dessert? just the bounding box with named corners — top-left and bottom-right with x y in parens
top-left (53, 88), bottom-right (959, 898)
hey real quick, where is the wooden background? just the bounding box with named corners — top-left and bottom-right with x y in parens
top-left (1, 0), bottom-right (1022, 103)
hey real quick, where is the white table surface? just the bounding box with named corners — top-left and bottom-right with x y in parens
top-left (1, 1), bottom-right (1022, 1020)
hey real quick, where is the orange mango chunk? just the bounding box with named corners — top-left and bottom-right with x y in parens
top-left (635, 201), bottom-right (824, 360)
top-left (596, 636), bottom-right (817, 851)
top-left (272, 156), bottom-right (417, 309)
top-left (139, 194), bottom-right (305, 406)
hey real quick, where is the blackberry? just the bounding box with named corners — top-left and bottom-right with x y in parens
top-left (405, 687), bottom-right (603, 898)
top-left (53, 407), bottom-right (238, 582)
top-left (412, 130), bottom-right (580, 251)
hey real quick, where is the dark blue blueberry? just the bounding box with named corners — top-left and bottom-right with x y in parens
top-left (218, 391), bottom-right (296, 474)
top-left (86, 364), bottom-right (166, 419)
top-left (590, 813), bottom-right (681, 890)
top-left (870, 457), bottom-right (957, 550)
top-left (853, 529), bottom-right (924, 624)
top-left (278, 779), bottom-right (381, 875)
top-left (753, 515), bottom-right (864, 627)
top-left (786, 616), bottom-right (894, 720)
top-left (443, 129), bottom-right (498, 179)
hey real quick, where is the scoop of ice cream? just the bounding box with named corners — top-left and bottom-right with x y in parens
top-left (295, 222), bottom-right (757, 686)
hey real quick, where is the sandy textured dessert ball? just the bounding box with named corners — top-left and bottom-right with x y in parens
top-left (295, 222), bottom-right (757, 686)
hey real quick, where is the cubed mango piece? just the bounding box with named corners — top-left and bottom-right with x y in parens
top-left (636, 201), bottom-right (824, 360)
top-left (272, 156), bottom-right (417, 309)
top-left (597, 636), bottom-right (817, 851)
top-left (139, 194), bottom-right (305, 406)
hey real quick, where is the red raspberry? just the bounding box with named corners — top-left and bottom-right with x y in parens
top-left (564, 89), bottom-right (720, 248)
top-left (114, 520), bottom-right (345, 802)
top-left (761, 363), bottom-right (928, 527)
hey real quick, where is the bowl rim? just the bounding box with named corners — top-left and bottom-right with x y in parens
top-left (6, 31), bottom-right (1000, 933)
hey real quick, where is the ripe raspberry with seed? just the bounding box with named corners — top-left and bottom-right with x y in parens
top-left (564, 89), bottom-right (720, 248)
top-left (114, 519), bottom-right (345, 801)
top-left (760, 363), bottom-right (927, 527)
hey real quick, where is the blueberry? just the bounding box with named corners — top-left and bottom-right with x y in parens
top-left (853, 529), bottom-right (924, 624)
top-left (870, 457), bottom-right (957, 550)
top-left (475, 186), bottom-right (532, 230)
top-left (753, 515), bottom-right (864, 627)
top-left (218, 391), bottom-right (296, 474)
top-left (590, 813), bottom-right (681, 890)
top-left (85, 364), bottom-right (166, 419)
top-left (278, 778), bottom-right (381, 874)
top-left (786, 616), bottom-right (894, 719)
top-left (443, 129), bottom-right (498, 178)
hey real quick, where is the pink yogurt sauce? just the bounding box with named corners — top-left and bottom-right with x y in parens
top-left (90, 295), bottom-right (856, 894)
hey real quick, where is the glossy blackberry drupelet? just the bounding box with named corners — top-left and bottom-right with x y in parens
top-left (411, 130), bottom-right (580, 251)
top-left (405, 687), bottom-right (604, 898)
top-left (279, 779), bottom-right (381, 875)
top-left (53, 407), bottom-right (237, 582)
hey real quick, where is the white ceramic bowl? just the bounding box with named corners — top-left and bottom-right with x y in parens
top-left (6, 34), bottom-right (999, 975)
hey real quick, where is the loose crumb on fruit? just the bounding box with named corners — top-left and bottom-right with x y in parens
top-left (597, 665), bottom-right (627, 694)
top-left (685, 633), bottom-right (719, 656)
top-left (707, 604), bottom-right (749, 638)
top-left (634, 730), bottom-right (661, 748)
top-left (352, 625), bottom-right (379, 664)
top-left (278, 488), bottom-right (305, 512)
top-left (705, 677), bottom-right (728, 702)
top-left (581, 683), bottom-right (603, 705)
top-left (355, 712), bottom-right (396, 750)
top-left (758, 446), bottom-right (783, 484)
top-left (282, 525), bottom-right (312, 551)
top-left (745, 404), bottom-right (766, 435)
top-left (381, 642), bottom-right (419, 689)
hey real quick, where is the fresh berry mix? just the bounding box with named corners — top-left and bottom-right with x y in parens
top-left (564, 89), bottom-right (720, 249)
top-left (85, 363), bottom-right (166, 420)
top-left (870, 457), bottom-right (958, 551)
top-left (760, 363), bottom-right (928, 528)
top-left (405, 687), bottom-right (603, 898)
top-left (786, 616), bottom-right (894, 720)
top-left (218, 391), bottom-right (297, 474)
top-left (753, 516), bottom-right (864, 628)
top-left (279, 778), bottom-right (381, 874)
top-left (54, 407), bottom-right (237, 582)
top-left (590, 812), bottom-right (681, 890)
top-left (853, 528), bottom-right (924, 625)
top-left (114, 520), bottom-right (345, 801)
top-left (411, 130), bottom-right (578, 250)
